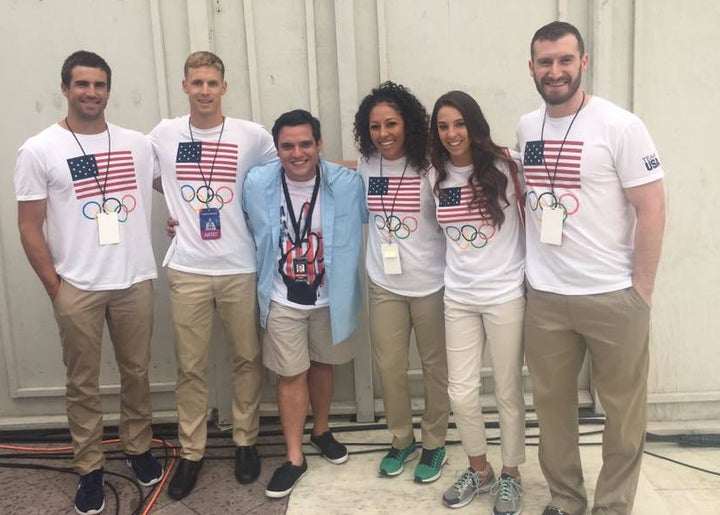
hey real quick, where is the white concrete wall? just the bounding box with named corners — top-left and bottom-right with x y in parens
top-left (633, 0), bottom-right (720, 422)
top-left (0, 0), bottom-right (717, 428)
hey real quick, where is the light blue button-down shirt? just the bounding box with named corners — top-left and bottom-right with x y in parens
top-left (243, 159), bottom-right (365, 344)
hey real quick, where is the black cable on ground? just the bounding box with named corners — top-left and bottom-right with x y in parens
top-left (2, 411), bottom-right (719, 515)
top-left (0, 462), bottom-right (121, 515)
top-left (643, 450), bottom-right (720, 477)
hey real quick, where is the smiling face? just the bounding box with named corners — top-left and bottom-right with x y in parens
top-left (277, 124), bottom-right (321, 182)
top-left (182, 65), bottom-right (227, 127)
top-left (61, 65), bottom-right (109, 124)
top-left (435, 105), bottom-right (472, 167)
top-left (530, 33), bottom-right (588, 114)
top-left (368, 102), bottom-right (406, 160)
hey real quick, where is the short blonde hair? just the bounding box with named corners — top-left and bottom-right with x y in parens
top-left (184, 51), bottom-right (225, 79)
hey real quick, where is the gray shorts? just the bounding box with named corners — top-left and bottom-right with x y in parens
top-left (263, 301), bottom-right (355, 377)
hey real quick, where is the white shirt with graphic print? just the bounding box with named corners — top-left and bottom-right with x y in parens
top-left (15, 123), bottom-right (157, 291)
top-left (150, 115), bottom-right (277, 275)
top-left (428, 155), bottom-right (525, 305)
top-left (358, 154), bottom-right (445, 297)
top-left (517, 96), bottom-right (664, 295)
top-left (271, 175), bottom-right (329, 309)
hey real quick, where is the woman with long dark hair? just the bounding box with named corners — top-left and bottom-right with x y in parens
top-left (429, 90), bottom-right (525, 514)
top-left (354, 82), bottom-right (449, 484)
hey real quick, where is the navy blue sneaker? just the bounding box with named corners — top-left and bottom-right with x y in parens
top-left (125, 450), bottom-right (163, 487)
top-left (75, 468), bottom-right (104, 515)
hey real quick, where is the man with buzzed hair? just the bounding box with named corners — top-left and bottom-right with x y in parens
top-left (517, 21), bottom-right (666, 515)
top-left (150, 51), bottom-right (277, 500)
top-left (15, 50), bottom-right (163, 515)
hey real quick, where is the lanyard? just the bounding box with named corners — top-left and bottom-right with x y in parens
top-left (539, 91), bottom-right (585, 194)
top-left (281, 168), bottom-right (320, 246)
top-left (378, 155), bottom-right (409, 234)
top-left (188, 116), bottom-right (226, 194)
top-left (66, 118), bottom-right (111, 204)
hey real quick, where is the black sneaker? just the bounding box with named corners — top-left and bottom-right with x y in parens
top-left (310, 431), bottom-right (348, 464)
top-left (168, 458), bottom-right (203, 500)
top-left (265, 459), bottom-right (308, 498)
top-left (234, 445), bottom-right (261, 484)
top-left (125, 450), bottom-right (164, 487)
top-left (75, 468), bottom-right (104, 515)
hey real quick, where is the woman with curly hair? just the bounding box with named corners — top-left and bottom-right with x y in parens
top-left (353, 82), bottom-right (449, 483)
top-left (429, 91), bottom-right (526, 514)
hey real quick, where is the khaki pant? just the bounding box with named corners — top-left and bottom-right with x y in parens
top-left (369, 281), bottom-right (449, 450)
top-left (444, 295), bottom-right (526, 466)
top-left (167, 269), bottom-right (261, 460)
top-left (525, 286), bottom-right (650, 515)
top-left (53, 279), bottom-right (154, 475)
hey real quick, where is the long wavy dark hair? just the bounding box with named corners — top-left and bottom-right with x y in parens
top-left (430, 90), bottom-right (511, 228)
top-left (353, 81), bottom-right (429, 171)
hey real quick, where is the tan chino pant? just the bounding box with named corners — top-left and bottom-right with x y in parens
top-left (53, 279), bottom-right (154, 475)
top-left (368, 281), bottom-right (449, 450)
top-left (525, 286), bottom-right (650, 515)
top-left (167, 269), bottom-right (261, 460)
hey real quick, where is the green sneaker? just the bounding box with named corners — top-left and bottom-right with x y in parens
top-left (379, 441), bottom-right (418, 476)
top-left (413, 447), bottom-right (447, 483)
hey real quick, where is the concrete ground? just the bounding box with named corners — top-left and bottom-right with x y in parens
top-left (1, 416), bottom-right (719, 514)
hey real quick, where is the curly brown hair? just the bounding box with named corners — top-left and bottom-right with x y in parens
top-left (353, 81), bottom-right (429, 170)
top-left (429, 91), bottom-right (511, 228)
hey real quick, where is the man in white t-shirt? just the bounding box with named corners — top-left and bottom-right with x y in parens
top-left (150, 51), bottom-right (277, 501)
top-left (14, 50), bottom-right (163, 515)
top-left (516, 22), bottom-right (666, 515)
top-left (243, 110), bottom-right (364, 498)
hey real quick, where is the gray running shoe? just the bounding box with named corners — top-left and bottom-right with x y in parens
top-left (491, 473), bottom-right (523, 514)
top-left (442, 466), bottom-right (495, 509)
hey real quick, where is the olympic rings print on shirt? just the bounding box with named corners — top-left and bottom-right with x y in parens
top-left (180, 184), bottom-right (234, 211)
top-left (374, 214), bottom-right (418, 240)
top-left (82, 194), bottom-right (137, 223)
top-left (445, 222), bottom-right (497, 249)
top-left (527, 190), bottom-right (580, 221)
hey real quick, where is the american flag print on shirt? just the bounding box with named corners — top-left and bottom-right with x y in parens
top-left (523, 139), bottom-right (583, 189)
top-left (175, 141), bottom-right (239, 183)
top-left (279, 203), bottom-right (325, 286)
top-left (67, 151), bottom-right (137, 200)
top-left (437, 185), bottom-right (489, 223)
top-left (367, 176), bottom-right (421, 213)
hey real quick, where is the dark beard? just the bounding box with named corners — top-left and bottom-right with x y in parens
top-left (534, 71), bottom-right (582, 106)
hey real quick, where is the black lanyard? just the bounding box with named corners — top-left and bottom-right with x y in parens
top-left (380, 154), bottom-right (408, 223)
top-left (188, 116), bottom-right (226, 192)
top-left (281, 168), bottom-right (320, 246)
top-left (539, 91), bottom-right (585, 194)
top-left (66, 118), bottom-right (111, 204)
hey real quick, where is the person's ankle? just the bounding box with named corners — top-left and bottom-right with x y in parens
top-left (473, 463), bottom-right (493, 477)
top-left (287, 453), bottom-right (304, 467)
top-left (501, 467), bottom-right (520, 479)
top-left (312, 427), bottom-right (329, 438)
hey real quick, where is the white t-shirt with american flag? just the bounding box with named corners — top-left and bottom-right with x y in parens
top-left (358, 154), bottom-right (445, 297)
top-left (517, 96), bottom-right (664, 294)
top-left (150, 115), bottom-right (277, 275)
top-left (428, 157), bottom-right (525, 305)
top-left (14, 123), bottom-right (157, 291)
